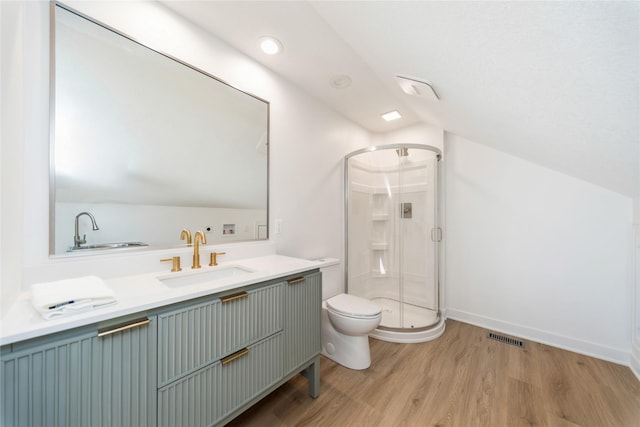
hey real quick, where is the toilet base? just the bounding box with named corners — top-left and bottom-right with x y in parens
top-left (321, 308), bottom-right (373, 370)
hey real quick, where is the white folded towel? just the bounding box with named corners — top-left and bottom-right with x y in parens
top-left (31, 276), bottom-right (117, 320)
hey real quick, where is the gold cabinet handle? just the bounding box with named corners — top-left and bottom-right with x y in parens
top-left (221, 348), bottom-right (249, 366)
top-left (98, 318), bottom-right (150, 338)
top-left (220, 291), bottom-right (249, 304)
top-left (287, 277), bottom-right (306, 285)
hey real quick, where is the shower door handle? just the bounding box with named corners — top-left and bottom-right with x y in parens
top-left (431, 228), bottom-right (442, 242)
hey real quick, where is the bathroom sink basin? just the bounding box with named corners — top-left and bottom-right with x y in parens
top-left (68, 241), bottom-right (148, 251)
top-left (159, 266), bottom-right (254, 288)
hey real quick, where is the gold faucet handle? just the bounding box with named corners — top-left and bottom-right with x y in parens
top-left (209, 252), bottom-right (226, 266)
top-left (160, 256), bottom-right (182, 272)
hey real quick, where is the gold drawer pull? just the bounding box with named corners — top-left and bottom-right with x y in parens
top-left (220, 291), bottom-right (249, 304)
top-left (287, 277), bottom-right (306, 285)
top-left (98, 318), bottom-right (150, 337)
top-left (221, 348), bottom-right (249, 366)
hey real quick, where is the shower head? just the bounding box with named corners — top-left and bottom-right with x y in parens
top-left (396, 148), bottom-right (409, 157)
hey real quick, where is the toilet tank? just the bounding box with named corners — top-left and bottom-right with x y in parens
top-left (317, 258), bottom-right (341, 300)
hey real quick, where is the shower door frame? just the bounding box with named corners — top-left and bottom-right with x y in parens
top-left (344, 143), bottom-right (442, 332)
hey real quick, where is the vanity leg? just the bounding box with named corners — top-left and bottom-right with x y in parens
top-left (301, 355), bottom-right (321, 398)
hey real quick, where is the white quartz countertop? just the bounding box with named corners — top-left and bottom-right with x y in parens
top-left (0, 255), bottom-right (337, 346)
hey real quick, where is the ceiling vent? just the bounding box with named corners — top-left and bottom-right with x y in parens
top-left (396, 75), bottom-right (439, 101)
top-left (330, 74), bottom-right (352, 89)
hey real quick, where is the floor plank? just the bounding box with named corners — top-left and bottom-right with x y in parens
top-left (227, 320), bottom-right (640, 427)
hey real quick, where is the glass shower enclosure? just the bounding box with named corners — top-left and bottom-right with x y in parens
top-left (345, 144), bottom-right (443, 342)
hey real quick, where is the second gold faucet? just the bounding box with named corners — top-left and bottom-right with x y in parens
top-left (180, 228), bottom-right (192, 246)
top-left (192, 230), bottom-right (207, 269)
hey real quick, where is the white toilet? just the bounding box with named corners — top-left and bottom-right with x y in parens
top-left (321, 293), bottom-right (382, 370)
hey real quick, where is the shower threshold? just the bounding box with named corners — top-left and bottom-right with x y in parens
top-left (369, 297), bottom-right (445, 343)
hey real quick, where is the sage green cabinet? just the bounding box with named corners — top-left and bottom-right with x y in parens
top-left (158, 332), bottom-right (283, 427)
top-left (157, 282), bottom-right (283, 387)
top-left (1, 268), bottom-right (322, 427)
top-left (157, 270), bottom-right (322, 427)
top-left (1, 316), bottom-right (157, 427)
top-left (283, 272), bottom-right (322, 396)
top-left (156, 282), bottom-right (286, 427)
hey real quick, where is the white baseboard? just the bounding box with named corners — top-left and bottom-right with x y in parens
top-left (446, 308), bottom-right (630, 366)
top-left (631, 341), bottom-right (640, 382)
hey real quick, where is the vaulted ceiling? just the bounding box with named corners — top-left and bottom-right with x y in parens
top-left (163, 1), bottom-right (639, 197)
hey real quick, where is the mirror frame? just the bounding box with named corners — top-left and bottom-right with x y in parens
top-left (49, 1), bottom-right (270, 255)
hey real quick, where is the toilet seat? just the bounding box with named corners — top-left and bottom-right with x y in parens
top-left (326, 294), bottom-right (381, 319)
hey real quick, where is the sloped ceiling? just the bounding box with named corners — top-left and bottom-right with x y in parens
top-left (163, 1), bottom-right (639, 197)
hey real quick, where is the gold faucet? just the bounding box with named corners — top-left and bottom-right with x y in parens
top-left (180, 228), bottom-right (192, 246)
top-left (192, 230), bottom-right (207, 269)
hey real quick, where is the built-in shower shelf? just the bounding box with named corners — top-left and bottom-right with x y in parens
top-left (372, 213), bottom-right (389, 221)
top-left (370, 242), bottom-right (389, 250)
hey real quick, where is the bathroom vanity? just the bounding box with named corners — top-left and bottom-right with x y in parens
top-left (0, 256), bottom-right (323, 427)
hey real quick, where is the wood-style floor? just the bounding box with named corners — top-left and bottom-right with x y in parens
top-left (228, 320), bottom-right (640, 427)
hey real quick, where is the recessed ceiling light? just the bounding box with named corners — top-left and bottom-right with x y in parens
top-left (258, 36), bottom-right (283, 55)
top-left (381, 110), bottom-right (402, 121)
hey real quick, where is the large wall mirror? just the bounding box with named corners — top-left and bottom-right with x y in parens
top-left (51, 3), bottom-right (269, 255)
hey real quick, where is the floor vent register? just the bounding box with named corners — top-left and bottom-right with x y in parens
top-left (487, 332), bottom-right (526, 348)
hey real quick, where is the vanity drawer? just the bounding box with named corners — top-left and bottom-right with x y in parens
top-left (157, 282), bottom-right (283, 386)
top-left (158, 332), bottom-right (283, 427)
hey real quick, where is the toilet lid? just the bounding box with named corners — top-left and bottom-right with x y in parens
top-left (326, 294), bottom-right (382, 318)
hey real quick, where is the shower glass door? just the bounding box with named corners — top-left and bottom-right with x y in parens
top-left (346, 144), bottom-right (440, 331)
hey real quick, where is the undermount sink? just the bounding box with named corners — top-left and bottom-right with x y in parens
top-left (67, 241), bottom-right (148, 251)
top-left (159, 265), bottom-right (254, 288)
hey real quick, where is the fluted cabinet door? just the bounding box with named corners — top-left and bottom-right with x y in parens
top-left (91, 317), bottom-right (157, 427)
top-left (1, 317), bottom-right (157, 427)
top-left (1, 333), bottom-right (94, 427)
top-left (283, 272), bottom-right (322, 373)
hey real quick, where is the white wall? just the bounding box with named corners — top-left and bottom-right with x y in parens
top-left (632, 194), bottom-right (640, 378)
top-left (634, 135), bottom-right (640, 378)
top-left (0, 1), bottom-right (370, 310)
top-left (268, 83), bottom-right (370, 261)
top-left (372, 123), bottom-right (444, 153)
top-left (1, 1), bottom-right (45, 315)
top-left (445, 133), bottom-right (634, 363)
